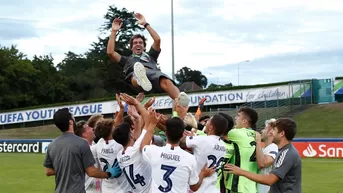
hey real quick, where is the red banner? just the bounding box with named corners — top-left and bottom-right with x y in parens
top-left (292, 142), bottom-right (343, 158)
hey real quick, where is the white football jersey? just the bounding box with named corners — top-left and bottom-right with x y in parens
top-left (85, 142), bottom-right (102, 193)
top-left (95, 138), bottom-right (126, 193)
top-left (117, 129), bottom-right (152, 193)
top-left (186, 135), bottom-right (226, 193)
top-left (142, 143), bottom-right (199, 193)
top-left (258, 143), bottom-right (278, 193)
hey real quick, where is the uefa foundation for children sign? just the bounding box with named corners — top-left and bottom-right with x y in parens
top-left (0, 84), bottom-right (306, 125)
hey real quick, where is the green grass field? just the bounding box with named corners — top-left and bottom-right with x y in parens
top-left (0, 153), bottom-right (341, 193)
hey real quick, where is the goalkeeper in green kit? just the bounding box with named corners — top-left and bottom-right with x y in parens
top-left (223, 107), bottom-right (259, 193)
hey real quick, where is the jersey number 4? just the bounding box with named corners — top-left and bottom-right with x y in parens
top-left (123, 164), bottom-right (146, 190)
top-left (158, 164), bottom-right (176, 192)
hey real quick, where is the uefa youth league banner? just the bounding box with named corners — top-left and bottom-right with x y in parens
top-left (0, 83), bottom-right (307, 125)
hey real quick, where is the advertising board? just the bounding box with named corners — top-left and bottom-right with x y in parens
top-left (0, 139), bottom-right (52, 153)
top-left (1, 83), bottom-right (308, 125)
top-left (292, 138), bottom-right (343, 158)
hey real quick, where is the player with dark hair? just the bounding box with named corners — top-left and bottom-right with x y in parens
top-left (225, 118), bottom-right (301, 193)
top-left (43, 108), bottom-right (121, 193)
top-left (180, 114), bottom-right (228, 192)
top-left (225, 106), bottom-right (259, 193)
top-left (94, 119), bottom-right (127, 193)
top-left (107, 13), bottom-right (179, 100)
top-left (139, 109), bottom-right (215, 193)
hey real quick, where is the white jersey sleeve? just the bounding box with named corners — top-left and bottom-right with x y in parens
top-left (189, 156), bottom-right (199, 186)
top-left (142, 144), bottom-right (159, 164)
top-left (133, 129), bottom-right (147, 149)
top-left (258, 143), bottom-right (279, 193)
top-left (264, 143), bottom-right (278, 159)
top-left (185, 135), bottom-right (205, 150)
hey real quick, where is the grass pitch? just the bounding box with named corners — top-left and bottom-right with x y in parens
top-left (0, 153), bottom-right (340, 193)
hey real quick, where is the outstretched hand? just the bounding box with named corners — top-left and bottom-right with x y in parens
top-left (148, 108), bottom-right (161, 126)
top-left (112, 18), bottom-right (122, 31)
top-left (134, 13), bottom-right (146, 25)
top-left (144, 96), bottom-right (155, 109)
top-left (120, 93), bottom-right (139, 106)
top-left (116, 93), bottom-right (124, 110)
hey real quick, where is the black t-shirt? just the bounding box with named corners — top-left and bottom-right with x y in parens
top-left (119, 46), bottom-right (161, 76)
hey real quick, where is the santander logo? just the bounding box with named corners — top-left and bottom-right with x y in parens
top-left (302, 144), bottom-right (317, 157)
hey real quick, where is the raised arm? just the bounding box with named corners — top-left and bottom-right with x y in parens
top-left (135, 13), bottom-right (161, 51)
top-left (255, 132), bottom-right (275, 169)
top-left (114, 94), bottom-right (124, 127)
top-left (107, 18), bottom-right (123, 63)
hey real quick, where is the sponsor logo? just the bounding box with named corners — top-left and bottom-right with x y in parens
top-left (41, 142), bottom-right (51, 153)
top-left (303, 144), bottom-right (317, 157)
top-left (0, 142), bottom-right (40, 153)
top-left (293, 142), bottom-right (343, 158)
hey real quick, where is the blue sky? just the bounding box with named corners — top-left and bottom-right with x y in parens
top-left (1, 0), bottom-right (343, 86)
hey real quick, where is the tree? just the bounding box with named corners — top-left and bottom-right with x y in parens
top-left (207, 83), bottom-right (233, 90)
top-left (175, 67), bottom-right (208, 88)
top-left (0, 45), bottom-right (38, 110)
top-left (86, 5), bottom-right (145, 94)
top-left (31, 55), bottom-right (71, 105)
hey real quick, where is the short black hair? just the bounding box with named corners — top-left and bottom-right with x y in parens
top-left (166, 117), bottom-right (185, 144)
top-left (218, 113), bottom-right (234, 136)
top-left (113, 122), bottom-right (131, 147)
top-left (123, 116), bottom-right (133, 127)
top-left (53, 108), bottom-right (73, 132)
top-left (238, 107), bottom-right (258, 130)
top-left (75, 120), bottom-right (87, 137)
top-left (199, 115), bottom-right (210, 122)
top-left (275, 118), bottom-right (297, 141)
top-left (210, 114), bottom-right (229, 136)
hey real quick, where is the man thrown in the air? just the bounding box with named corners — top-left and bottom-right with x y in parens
top-left (107, 12), bottom-right (180, 100)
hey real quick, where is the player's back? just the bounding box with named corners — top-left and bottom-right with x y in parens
top-left (142, 144), bottom-right (199, 193)
top-left (227, 128), bottom-right (258, 193)
top-left (186, 135), bottom-right (226, 193)
top-left (95, 138), bottom-right (126, 193)
top-left (117, 130), bottom-right (152, 193)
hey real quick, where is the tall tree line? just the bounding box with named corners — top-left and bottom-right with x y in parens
top-left (0, 5), bottom-right (230, 111)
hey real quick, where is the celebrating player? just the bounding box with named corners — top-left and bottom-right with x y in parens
top-left (256, 119), bottom-right (278, 193)
top-left (180, 114), bottom-right (228, 193)
top-left (225, 118), bottom-right (302, 193)
top-left (226, 107), bottom-right (259, 193)
top-left (107, 13), bottom-right (180, 100)
top-left (139, 109), bottom-right (215, 193)
top-left (94, 119), bottom-right (127, 193)
top-left (113, 93), bottom-right (153, 193)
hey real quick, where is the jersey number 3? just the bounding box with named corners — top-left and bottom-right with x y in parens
top-left (158, 164), bottom-right (176, 192)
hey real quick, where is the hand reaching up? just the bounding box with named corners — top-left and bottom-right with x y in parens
top-left (112, 18), bottom-right (122, 32)
top-left (116, 93), bottom-right (124, 110)
top-left (120, 93), bottom-right (139, 106)
top-left (134, 13), bottom-right (146, 25)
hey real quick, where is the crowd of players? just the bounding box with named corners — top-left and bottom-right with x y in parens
top-left (43, 91), bottom-right (301, 193)
top-left (43, 12), bottom-right (301, 193)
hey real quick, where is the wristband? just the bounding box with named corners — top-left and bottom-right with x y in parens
top-left (144, 23), bottom-right (150, 28)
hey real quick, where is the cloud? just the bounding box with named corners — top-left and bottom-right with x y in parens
top-left (204, 48), bottom-right (343, 85)
top-left (0, 0), bottom-right (343, 87)
top-left (0, 18), bottom-right (38, 40)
